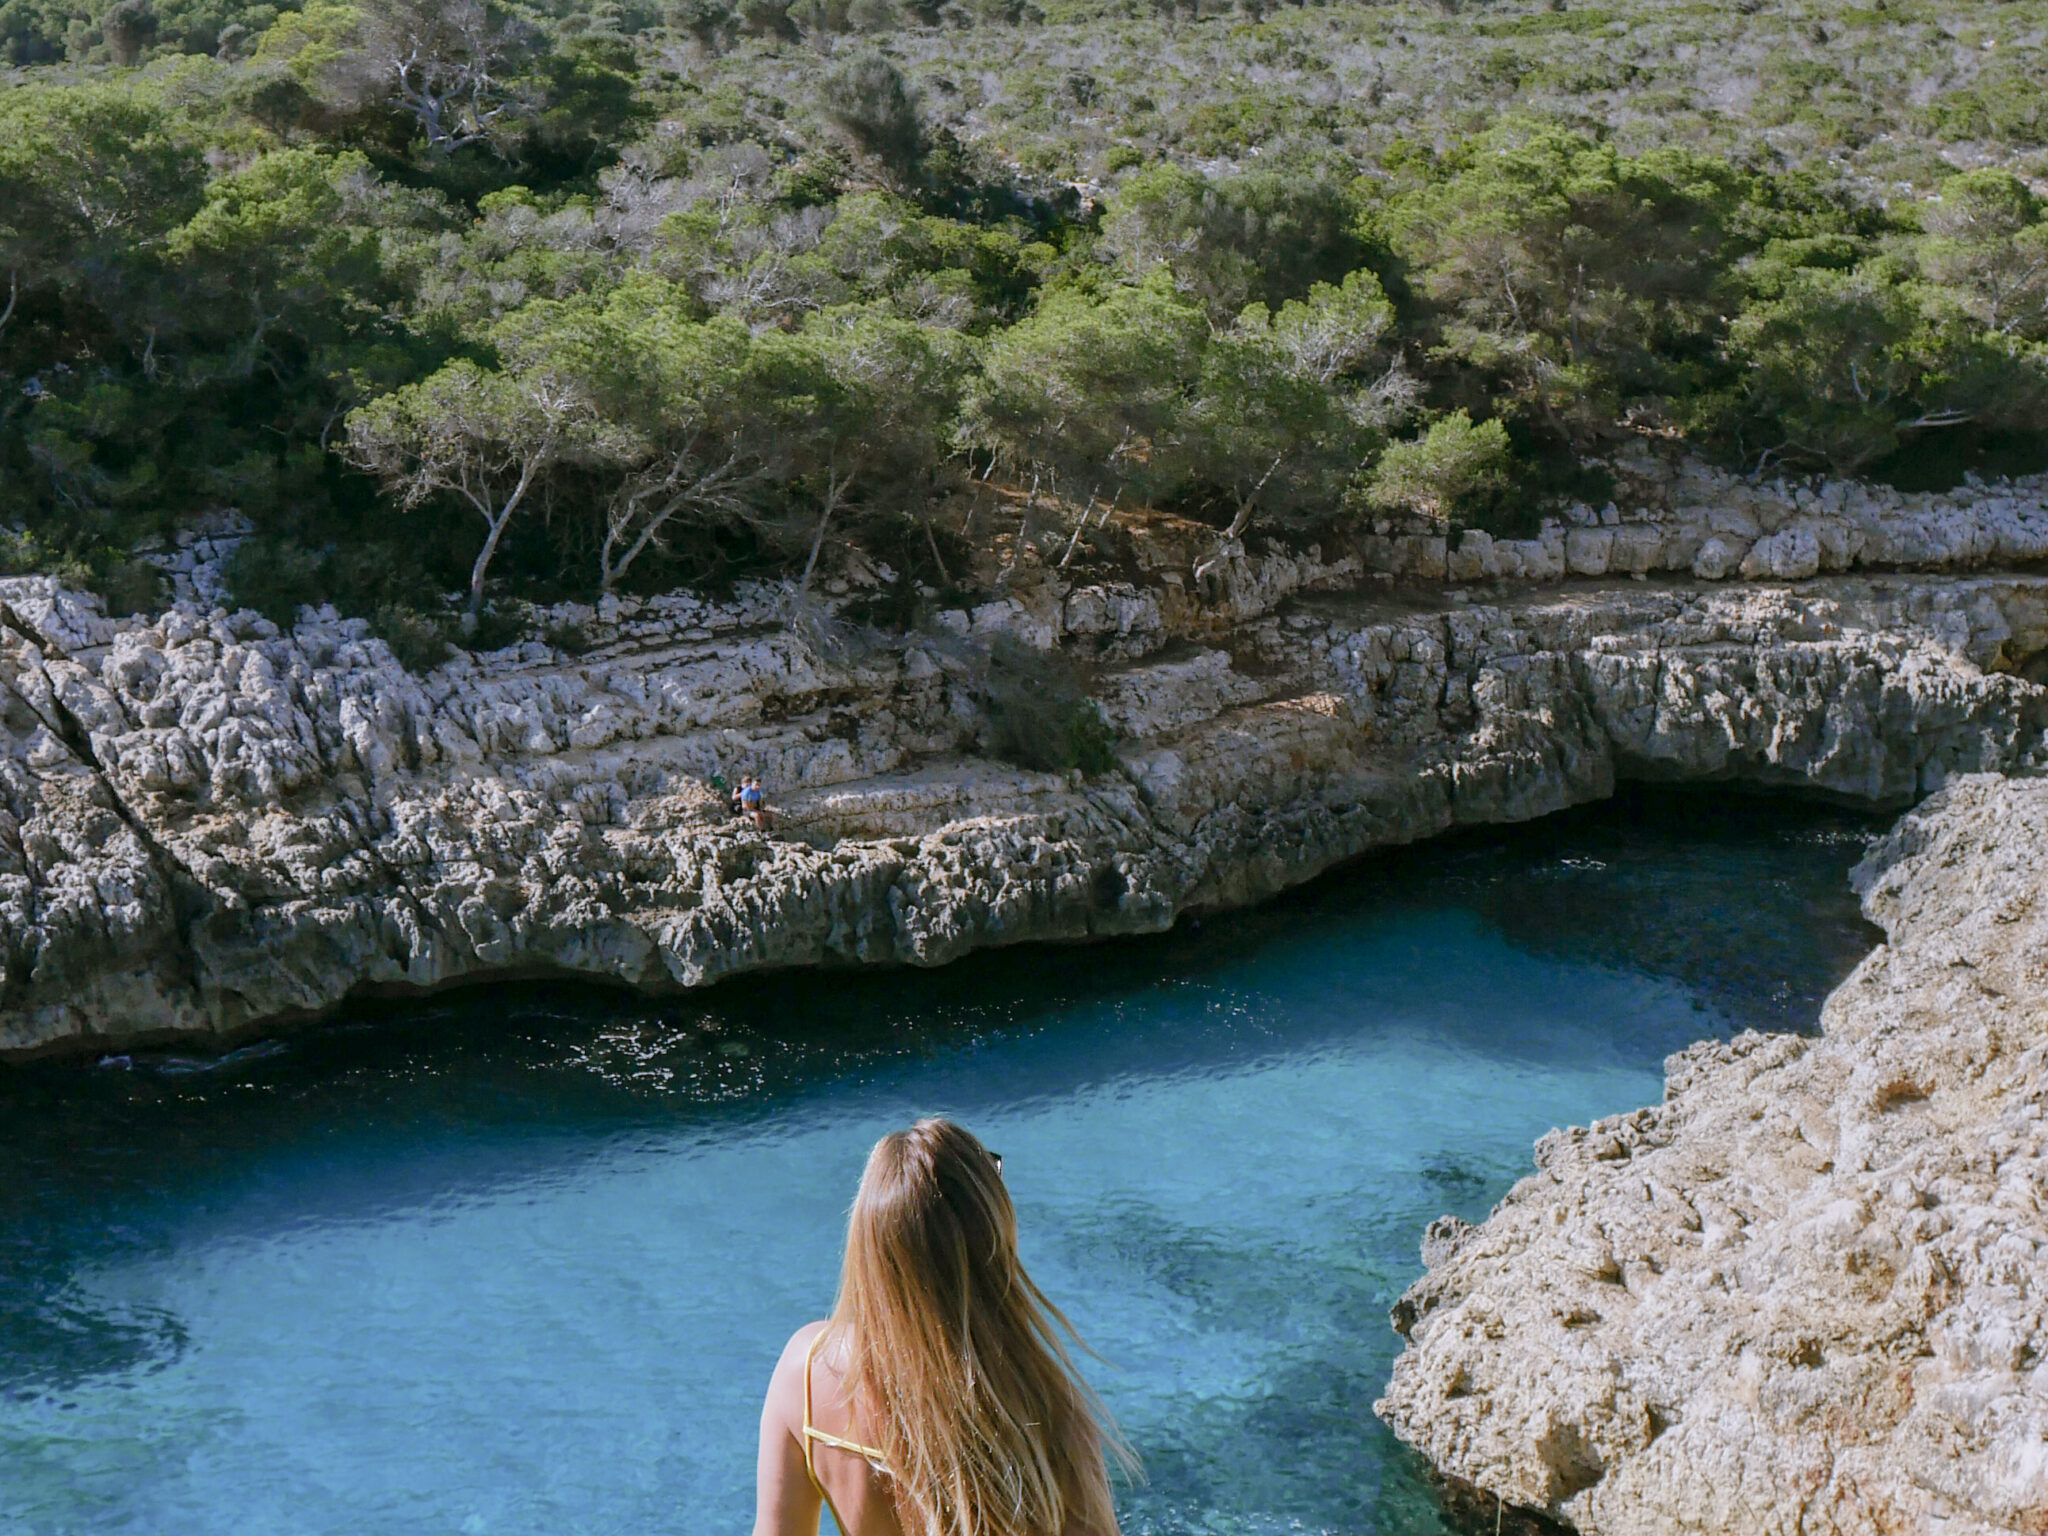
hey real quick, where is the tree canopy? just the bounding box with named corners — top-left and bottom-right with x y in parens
top-left (5, 0), bottom-right (2048, 634)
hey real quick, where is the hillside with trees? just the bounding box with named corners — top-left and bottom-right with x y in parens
top-left (6, 0), bottom-right (2048, 650)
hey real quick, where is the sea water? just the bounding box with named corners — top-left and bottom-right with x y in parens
top-left (0, 790), bottom-right (1881, 1535)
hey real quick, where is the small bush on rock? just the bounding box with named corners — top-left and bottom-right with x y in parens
top-left (224, 538), bottom-right (327, 626)
top-left (543, 616), bottom-right (591, 654)
top-left (89, 556), bottom-right (165, 616)
top-left (0, 528), bottom-right (57, 577)
top-left (1359, 410), bottom-right (1515, 527)
top-left (371, 604), bottom-right (452, 673)
top-left (466, 602), bottom-right (530, 653)
top-left (980, 637), bottom-right (1120, 776)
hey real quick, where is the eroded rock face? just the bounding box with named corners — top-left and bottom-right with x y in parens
top-left (1356, 457), bottom-right (2048, 591)
top-left (3, 574), bottom-right (2047, 1057)
top-left (1375, 773), bottom-right (2048, 1536)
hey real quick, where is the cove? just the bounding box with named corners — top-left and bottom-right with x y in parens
top-left (0, 788), bottom-right (1882, 1536)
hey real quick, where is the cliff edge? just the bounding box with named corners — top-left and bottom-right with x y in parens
top-left (4, 548), bottom-right (2047, 1056)
top-left (1376, 772), bottom-right (2048, 1535)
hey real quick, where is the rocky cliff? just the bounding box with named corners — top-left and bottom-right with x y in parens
top-left (9, 476), bottom-right (2048, 1531)
top-left (1375, 773), bottom-right (2048, 1535)
top-left (5, 531), bottom-right (2048, 1056)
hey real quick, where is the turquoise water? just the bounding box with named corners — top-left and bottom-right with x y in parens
top-left (0, 790), bottom-right (1880, 1536)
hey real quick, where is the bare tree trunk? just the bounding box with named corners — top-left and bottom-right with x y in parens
top-left (465, 456), bottom-right (541, 622)
top-left (1059, 483), bottom-right (1104, 569)
top-left (1221, 454), bottom-right (1285, 542)
top-left (0, 271), bottom-right (16, 341)
top-left (602, 445), bottom-right (743, 590)
top-left (958, 451), bottom-right (999, 541)
top-left (921, 510), bottom-right (950, 583)
top-left (998, 471), bottom-right (1042, 587)
top-left (600, 483), bottom-right (665, 591)
top-left (466, 511), bottom-right (512, 624)
top-left (794, 469), bottom-right (849, 603)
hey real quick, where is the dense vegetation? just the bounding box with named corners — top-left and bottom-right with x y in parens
top-left (7, 0), bottom-right (2048, 636)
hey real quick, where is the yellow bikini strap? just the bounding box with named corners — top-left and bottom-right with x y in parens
top-left (803, 1328), bottom-right (890, 1468)
top-left (802, 1329), bottom-right (829, 1499)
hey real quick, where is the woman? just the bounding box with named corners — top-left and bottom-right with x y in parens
top-left (753, 1118), bottom-right (1128, 1536)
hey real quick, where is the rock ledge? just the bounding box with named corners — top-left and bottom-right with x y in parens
top-left (1377, 773), bottom-right (2048, 1536)
top-left (5, 568), bottom-right (2048, 1059)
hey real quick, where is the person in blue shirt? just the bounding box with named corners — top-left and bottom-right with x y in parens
top-left (741, 775), bottom-right (769, 830)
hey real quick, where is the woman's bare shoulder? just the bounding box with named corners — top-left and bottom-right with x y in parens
top-left (763, 1319), bottom-right (832, 1417)
top-left (778, 1319), bottom-right (830, 1360)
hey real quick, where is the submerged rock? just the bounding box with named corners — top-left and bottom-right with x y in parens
top-left (1376, 772), bottom-right (2048, 1535)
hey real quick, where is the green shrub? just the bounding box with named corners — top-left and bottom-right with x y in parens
top-left (465, 602), bottom-right (530, 652)
top-left (989, 690), bottom-right (1119, 774)
top-left (0, 527), bottom-right (101, 594)
top-left (1055, 698), bottom-right (1120, 775)
top-left (980, 637), bottom-right (1120, 775)
top-left (0, 528), bottom-right (54, 576)
top-left (89, 556), bottom-right (165, 616)
top-left (1358, 410), bottom-right (1515, 526)
top-left (223, 537), bottom-right (328, 625)
top-left (370, 604), bottom-right (453, 673)
top-left (543, 616), bottom-right (592, 654)
top-left (820, 51), bottom-right (925, 188)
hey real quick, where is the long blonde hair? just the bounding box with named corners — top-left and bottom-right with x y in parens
top-left (828, 1118), bottom-right (1129, 1536)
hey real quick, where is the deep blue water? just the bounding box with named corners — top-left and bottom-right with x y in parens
top-left (0, 789), bottom-right (1881, 1536)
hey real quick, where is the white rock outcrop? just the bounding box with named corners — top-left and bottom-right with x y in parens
top-left (1371, 458), bottom-right (2048, 590)
top-left (4, 566), bottom-right (2047, 1057)
top-left (1376, 773), bottom-right (2048, 1536)
top-left (3, 480), bottom-right (2042, 1534)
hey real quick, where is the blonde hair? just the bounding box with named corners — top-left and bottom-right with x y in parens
top-left (828, 1118), bottom-right (1129, 1536)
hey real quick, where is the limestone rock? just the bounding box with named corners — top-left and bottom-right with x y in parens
top-left (1607, 526), bottom-right (1664, 577)
top-left (1742, 524), bottom-right (1823, 580)
top-left (1449, 530), bottom-right (1501, 583)
top-left (1692, 535), bottom-right (1745, 580)
top-left (4, 572), bottom-right (2046, 1057)
top-left (1566, 528), bottom-right (1615, 577)
top-left (1349, 457), bottom-right (2048, 587)
top-left (1376, 773), bottom-right (2048, 1536)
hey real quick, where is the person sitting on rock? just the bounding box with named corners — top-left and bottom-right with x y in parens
top-left (741, 775), bottom-right (769, 830)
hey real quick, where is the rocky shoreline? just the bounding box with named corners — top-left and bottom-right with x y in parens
top-left (1376, 773), bottom-right (2048, 1535)
top-left (5, 478), bottom-right (2048, 1531)
top-left (4, 547), bottom-right (2046, 1057)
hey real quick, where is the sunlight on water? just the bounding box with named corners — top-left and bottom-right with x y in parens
top-left (0, 792), bottom-right (1881, 1535)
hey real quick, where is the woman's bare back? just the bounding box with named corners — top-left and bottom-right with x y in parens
top-left (754, 1321), bottom-right (902, 1536)
top-left (753, 1120), bottom-right (1122, 1536)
